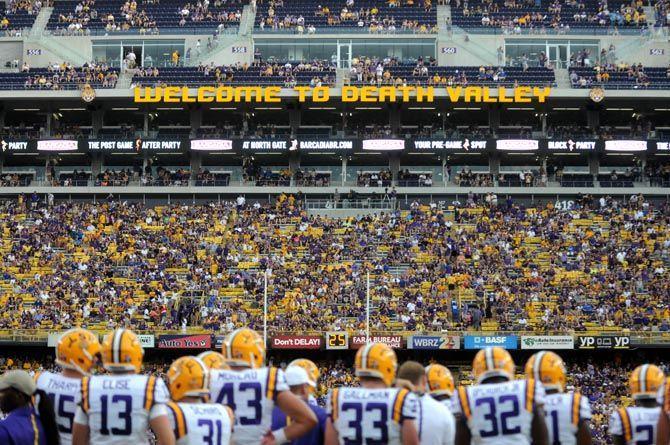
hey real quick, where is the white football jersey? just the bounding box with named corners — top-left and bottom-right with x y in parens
top-left (543, 392), bottom-right (591, 445)
top-left (167, 402), bottom-right (233, 445)
top-left (75, 374), bottom-right (170, 445)
top-left (608, 406), bottom-right (660, 445)
top-left (419, 393), bottom-right (455, 445)
top-left (453, 379), bottom-right (545, 445)
top-left (209, 367), bottom-right (288, 445)
top-left (327, 387), bottom-right (419, 445)
top-left (35, 371), bottom-right (81, 445)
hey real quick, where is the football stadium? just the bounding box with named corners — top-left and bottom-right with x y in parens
top-left (0, 0), bottom-right (669, 443)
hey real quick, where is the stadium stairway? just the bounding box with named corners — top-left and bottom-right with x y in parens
top-left (29, 6), bottom-right (53, 37)
top-left (116, 70), bottom-right (136, 89)
top-left (554, 68), bottom-right (571, 88)
top-left (437, 4), bottom-right (451, 31)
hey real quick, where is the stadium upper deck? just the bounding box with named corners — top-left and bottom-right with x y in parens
top-left (0, 0), bottom-right (667, 198)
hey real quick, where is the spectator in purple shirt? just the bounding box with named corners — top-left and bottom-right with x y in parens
top-left (272, 366), bottom-right (327, 445)
top-left (0, 370), bottom-right (59, 445)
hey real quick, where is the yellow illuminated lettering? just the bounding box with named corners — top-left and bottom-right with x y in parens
top-left (482, 87), bottom-right (497, 103)
top-left (312, 86), bottom-right (329, 102)
top-left (514, 86), bottom-right (532, 103)
top-left (264, 87), bottom-right (281, 103)
top-left (294, 86), bottom-right (311, 102)
top-left (360, 87), bottom-right (378, 102)
top-left (197, 86), bottom-right (215, 102)
top-left (342, 86), bottom-right (359, 102)
top-left (533, 86), bottom-right (551, 103)
top-left (235, 87), bottom-right (263, 102)
top-left (464, 87), bottom-right (482, 102)
top-left (215, 86), bottom-right (234, 102)
top-left (498, 87), bottom-right (513, 103)
top-left (377, 87), bottom-right (396, 102)
top-left (163, 86), bottom-right (181, 103)
top-left (415, 87), bottom-right (434, 103)
top-left (181, 87), bottom-right (195, 103)
top-left (399, 86), bottom-right (415, 102)
top-left (134, 87), bottom-right (162, 103)
top-left (446, 87), bottom-right (462, 102)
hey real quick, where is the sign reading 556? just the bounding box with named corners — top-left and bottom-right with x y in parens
top-left (326, 332), bottom-right (349, 350)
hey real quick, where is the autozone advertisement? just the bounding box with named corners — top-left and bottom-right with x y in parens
top-left (350, 335), bottom-right (404, 349)
top-left (407, 335), bottom-right (460, 349)
top-left (271, 335), bottom-right (322, 349)
top-left (577, 335), bottom-right (630, 349)
top-left (158, 334), bottom-right (211, 349)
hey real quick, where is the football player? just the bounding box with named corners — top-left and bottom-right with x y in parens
top-left (525, 351), bottom-right (592, 445)
top-left (288, 359), bottom-right (320, 404)
top-left (166, 356), bottom-right (234, 445)
top-left (72, 328), bottom-right (175, 445)
top-left (398, 360), bottom-right (455, 445)
top-left (271, 366), bottom-right (327, 445)
top-left (453, 346), bottom-right (549, 445)
top-left (35, 328), bottom-right (101, 445)
top-left (609, 364), bottom-right (665, 445)
top-left (210, 328), bottom-right (317, 445)
top-left (657, 377), bottom-right (670, 445)
top-left (425, 364), bottom-right (455, 407)
top-left (324, 342), bottom-right (420, 445)
top-left (197, 351), bottom-right (229, 370)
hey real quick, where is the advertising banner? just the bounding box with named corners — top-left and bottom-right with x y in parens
top-left (297, 139), bottom-right (356, 151)
top-left (577, 335), bottom-right (630, 349)
top-left (496, 139), bottom-right (539, 151)
top-left (271, 335), bottom-right (322, 349)
top-left (85, 138), bottom-right (187, 153)
top-left (520, 335), bottom-right (574, 350)
top-left (407, 335), bottom-right (460, 350)
top-left (604, 140), bottom-right (647, 152)
top-left (325, 332), bottom-right (349, 350)
top-left (411, 139), bottom-right (487, 151)
top-left (546, 140), bottom-right (596, 151)
top-left (464, 335), bottom-right (518, 350)
top-left (137, 334), bottom-right (155, 349)
top-left (362, 139), bottom-right (405, 151)
top-left (38, 139), bottom-right (78, 152)
top-left (190, 139), bottom-right (234, 151)
top-left (350, 335), bottom-right (403, 349)
top-left (158, 334), bottom-right (211, 349)
top-left (239, 139), bottom-right (293, 152)
top-left (1, 139), bottom-right (35, 153)
top-left (47, 332), bottom-right (63, 347)
top-left (213, 335), bottom-right (226, 350)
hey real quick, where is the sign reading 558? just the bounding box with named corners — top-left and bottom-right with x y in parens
top-left (326, 332), bottom-right (348, 350)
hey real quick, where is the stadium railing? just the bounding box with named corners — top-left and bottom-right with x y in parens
top-left (450, 25), bottom-right (658, 36)
top-left (1, 329), bottom-right (668, 343)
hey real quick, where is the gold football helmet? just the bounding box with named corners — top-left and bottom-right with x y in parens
top-left (629, 364), bottom-right (665, 400)
top-left (222, 328), bottom-right (265, 369)
top-left (354, 343), bottom-right (397, 387)
top-left (168, 356), bottom-right (210, 402)
top-left (425, 364), bottom-right (455, 397)
top-left (197, 351), bottom-right (229, 370)
top-left (55, 328), bottom-right (101, 375)
top-left (472, 347), bottom-right (515, 383)
top-left (524, 351), bottom-right (567, 392)
top-left (101, 328), bottom-right (144, 373)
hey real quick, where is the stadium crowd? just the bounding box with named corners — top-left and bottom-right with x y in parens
top-left (0, 194), bottom-right (668, 335)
